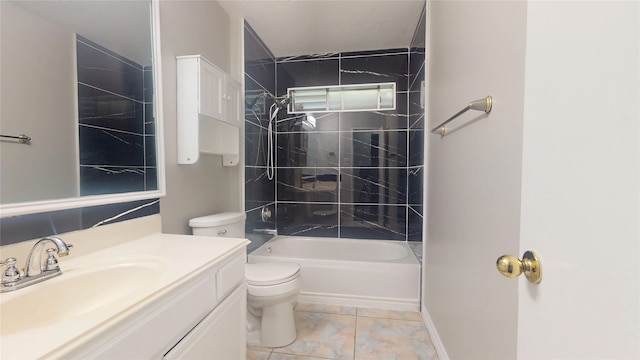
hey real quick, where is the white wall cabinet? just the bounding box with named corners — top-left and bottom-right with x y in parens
top-left (177, 55), bottom-right (242, 165)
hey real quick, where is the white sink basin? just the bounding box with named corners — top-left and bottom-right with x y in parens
top-left (0, 258), bottom-right (167, 336)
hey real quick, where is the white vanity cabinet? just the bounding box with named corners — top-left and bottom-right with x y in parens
top-left (177, 55), bottom-right (242, 166)
top-left (164, 283), bottom-right (246, 359)
top-left (60, 244), bottom-right (247, 360)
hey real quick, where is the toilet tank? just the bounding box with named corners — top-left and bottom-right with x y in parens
top-left (189, 212), bottom-right (246, 238)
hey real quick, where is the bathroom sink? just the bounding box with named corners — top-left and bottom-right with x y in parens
top-left (0, 258), bottom-right (167, 336)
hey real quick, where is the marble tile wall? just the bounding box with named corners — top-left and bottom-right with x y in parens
top-left (244, 22), bottom-right (277, 231)
top-left (275, 49), bottom-right (418, 241)
top-left (77, 36), bottom-right (156, 196)
top-left (0, 199), bottom-right (159, 246)
top-left (244, 10), bottom-right (426, 241)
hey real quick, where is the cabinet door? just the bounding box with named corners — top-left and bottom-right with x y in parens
top-left (225, 78), bottom-right (242, 126)
top-left (199, 59), bottom-right (225, 121)
top-left (164, 283), bottom-right (247, 360)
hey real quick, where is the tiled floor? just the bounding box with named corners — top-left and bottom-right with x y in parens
top-left (247, 303), bottom-right (439, 360)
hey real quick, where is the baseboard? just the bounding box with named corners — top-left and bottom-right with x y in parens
top-left (421, 304), bottom-right (449, 360)
top-left (298, 291), bottom-right (420, 311)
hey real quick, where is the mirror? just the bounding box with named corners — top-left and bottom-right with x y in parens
top-left (0, 0), bottom-right (165, 217)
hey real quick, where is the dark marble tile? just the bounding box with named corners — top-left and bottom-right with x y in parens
top-left (276, 132), bottom-right (339, 167)
top-left (145, 167), bottom-right (158, 191)
top-left (277, 53), bottom-right (339, 62)
top-left (409, 90), bottom-right (425, 129)
top-left (409, 56), bottom-right (425, 93)
top-left (145, 103), bottom-right (156, 134)
top-left (340, 53), bottom-right (409, 91)
top-left (408, 206), bottom-right (423, 241)
top-left (408, 166), bottom-right (423, 206)
top-left (245, 77), bottom-right (274, 129)
top-left (277, 168), bottom-right (339, 202)
top-left (276, 202), bottom-right (338, 237)
top-left (77, 38), bottom-right (144, 101)
top-left (80, 166), bottom-right (146, 196)
top-left (409, 130), bottom-right (424, 166)
top-left (245, 204), bottom-right (276, 234)
top-left (340, 130), bottom-right (407, 167)
top-left (339, 92), bottom-right (408, 130)
top-left (80, 199), bottom-right (159, 228)
top-left (245, 55), bottom-right (276, 96)
top-left (245, 166), bottom-right (275, 208)
top-left (143, 67), bottom-right (154, 103)
top-left (340, 168), bottom-right (407, 205)
top-left (277, 59), bottom-right (340, 95)
top-left (79, 126), bottom-right (145, 166)
top-left (77, 35), bottom-right (144, 68)
top-left (341, 48), bottom-right (408, 58)
top-left (145, 134), bottom-right (157, 166)
top-left (245, 121), bottom-right (269, 167)
top-left (78, 84), bottom-right (144, 134)
top-left (0, 199), bottom-right (159, 246)
top-left (340, 204), bottom-right (406, 241)
top-left (244, 21), bottom-right (275, 60)
top-left (0, 209), bottom-right (82, 246)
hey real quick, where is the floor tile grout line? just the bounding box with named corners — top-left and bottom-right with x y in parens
top-left (353, 311), bottom-right (358, 360)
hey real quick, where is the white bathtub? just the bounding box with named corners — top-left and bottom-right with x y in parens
top-left (248, 236), bottom-right (421, 310)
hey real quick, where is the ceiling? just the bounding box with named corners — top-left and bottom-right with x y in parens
top-left (218, 0), bottom-right (425, 57)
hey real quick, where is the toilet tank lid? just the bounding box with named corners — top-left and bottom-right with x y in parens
top-left (189, 212), bottom-right (246, 227)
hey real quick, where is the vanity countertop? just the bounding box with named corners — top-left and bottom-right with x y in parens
top-left (0, 233), bottom-right (249, 359)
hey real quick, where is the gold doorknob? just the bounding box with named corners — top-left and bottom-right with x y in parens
top-left (496, 250), bottom-right (542, 284)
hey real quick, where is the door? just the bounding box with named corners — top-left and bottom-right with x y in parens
top-left (516, 2), bottom-right (639, 358)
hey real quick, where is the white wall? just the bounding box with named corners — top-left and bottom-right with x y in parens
top-left (518, 2), bottom-right (639, 357)
top-left (0, 1), bottom-right (77, 204)
top-left (158, 0), bottom-right (244, 234)
top-left (424, 1), bottom-right (527, 358)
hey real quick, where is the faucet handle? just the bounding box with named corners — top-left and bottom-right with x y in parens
top-left (44, 248), bottom-right (60, 271)
top-left (1, 257), bottom-right (22, 285)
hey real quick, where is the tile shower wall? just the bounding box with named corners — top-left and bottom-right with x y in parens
top-left (0, 199), bottom-right (160, 246)
top-left (244, 10), bottom-right (425, 241)
top-left (244, 23), bottom-right (277, 232)
top-left (77, 36), bottom-right (157, 196)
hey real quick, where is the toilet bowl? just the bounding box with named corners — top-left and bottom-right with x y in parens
top-left (246, 262), bottom-right (301, 347)
top-left (189, 212), bottom-right (301, 348)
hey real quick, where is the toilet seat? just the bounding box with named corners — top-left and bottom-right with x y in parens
top-left (246, 262), bottom-right (300, 286)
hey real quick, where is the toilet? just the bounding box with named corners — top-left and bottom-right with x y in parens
top-left (189, 212), bottom-right (301, 348)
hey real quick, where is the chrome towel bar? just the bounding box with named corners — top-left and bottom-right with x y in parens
top-left (431, 95), bottom-right (492, 136)
top-left (0, 134), bottom-right (31, 144)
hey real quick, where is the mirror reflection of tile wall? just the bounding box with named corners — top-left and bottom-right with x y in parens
top-left (77, 36), bottom-right (156, 196)
top-left (244, 10), bottom-right (425, 241)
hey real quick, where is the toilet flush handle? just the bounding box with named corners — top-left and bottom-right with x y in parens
top-left (217, 229), bottom-right (227, 235)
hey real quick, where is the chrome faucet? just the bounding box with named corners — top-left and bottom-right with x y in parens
top-left (1, 236), bottom-right (73, 292)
